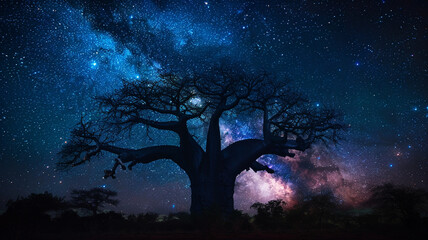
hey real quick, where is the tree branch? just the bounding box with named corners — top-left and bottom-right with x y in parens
top-left (249, 161), bottom-right (275, 174)
top-left (104, 145), bottom-right (182, 179)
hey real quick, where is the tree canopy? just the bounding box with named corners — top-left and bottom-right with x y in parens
top-left (71, 187), bottom-right (119, 215)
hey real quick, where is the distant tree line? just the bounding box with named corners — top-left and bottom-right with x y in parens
top-left (1, 184), bottom-right (427, 239)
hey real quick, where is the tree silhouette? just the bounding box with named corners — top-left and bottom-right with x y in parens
top-left (70, 188), bottom-right (119, 216)
top-left (367, 183), bottom-right (428, 227)
top-left (1, 192), bottom-right (67, 239)
top-left (5, 192), bottom-right (67, 220)
top-left (58, 68), bottom-right (343, 216)
top-left (251, 199), bottom-right (287, 228)
top-left (297, 192), bottom-right (340, 227)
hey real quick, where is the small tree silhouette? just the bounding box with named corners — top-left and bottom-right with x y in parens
top-left (5, 192), bottom-right (67, 220)
top-left (251, 199), bottom-right (287, 228)
top-left (71, 188), bottom-right (119, 216)
top-left (2, 192), bottom-right (67, 239)
top-left (299, 192), bottom-right (340, 227)
top-left (367, 183), bottom-right (428, 227)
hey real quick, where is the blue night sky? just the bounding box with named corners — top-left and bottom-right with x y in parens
top-left (0, 0), bottom-right (427, 214)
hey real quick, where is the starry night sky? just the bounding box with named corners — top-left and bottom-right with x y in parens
top-left (1, 0), bottom-right (427, 214)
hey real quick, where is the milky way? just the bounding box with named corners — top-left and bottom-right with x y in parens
top-left (1, 0), bottom-right (427, 214)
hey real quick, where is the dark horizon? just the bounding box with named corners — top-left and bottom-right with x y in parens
top-left (2, 185), bottom-right (427, 240)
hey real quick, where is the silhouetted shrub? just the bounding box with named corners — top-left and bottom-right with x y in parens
top-left (251, 199), bottom-right (287, 230)
top-left (137, 212), bottom-right (159, 223)
top-left (1, 192), bottom-right (68, 239)
top-left (286, 192), bottom-right (342, 229)
top-left (71, 188), bottom-right (119, 216)
top-left (366, 183), bottom-right (428, 228)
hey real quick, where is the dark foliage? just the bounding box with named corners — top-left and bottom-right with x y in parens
top-left (1, 185), bottom-right (428, 239)
top-left (4, 191), bottom-right (67, 217)
top-left (71, 187), bottom-right (119, 215)
top-left (1, 192), bottom-right (67, 239)
top-left (251, 199), bottom-right (287, 229)
top-left (287, 192), bottom-right (343, 229)
top-left (366, 183), bottom-right (428, 228)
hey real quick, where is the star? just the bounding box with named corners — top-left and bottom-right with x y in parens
top-left (90, 61), bottom-right (98, 69)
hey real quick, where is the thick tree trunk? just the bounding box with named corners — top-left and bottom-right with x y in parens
top-left (189, 170), bottom-right (237, 216)
top-left (216, 172), bottom-right (236, 215)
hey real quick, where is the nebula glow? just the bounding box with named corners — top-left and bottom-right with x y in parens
top-left (235, 171), bottom-right (295, 211)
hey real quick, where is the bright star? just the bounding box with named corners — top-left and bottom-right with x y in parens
top-left (90, 61), bottom-right (98, 69)
top-left (189, 97), bottom-right (202, 107)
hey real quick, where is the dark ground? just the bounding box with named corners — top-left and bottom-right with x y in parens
top-left (4, 229), bottom-right (427, 240)
top-left (2, 187), bottom-right (427, 240)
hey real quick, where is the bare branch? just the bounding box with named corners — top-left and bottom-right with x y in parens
top-left (57, 116), bottom-right (111, 170)
top-left (97, 74), bottom-right (210, 133)
top-left (242, 75), bottom-right (345, 151)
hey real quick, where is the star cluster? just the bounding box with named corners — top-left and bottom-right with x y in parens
top-left (0, 0), bottom-right (427, 214)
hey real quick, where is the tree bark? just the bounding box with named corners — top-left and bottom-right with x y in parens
top-left (188, 170), bottom-right (237, 215)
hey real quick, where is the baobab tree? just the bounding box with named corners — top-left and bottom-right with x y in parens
top-left (58, 68), bottom-right (343, 215)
